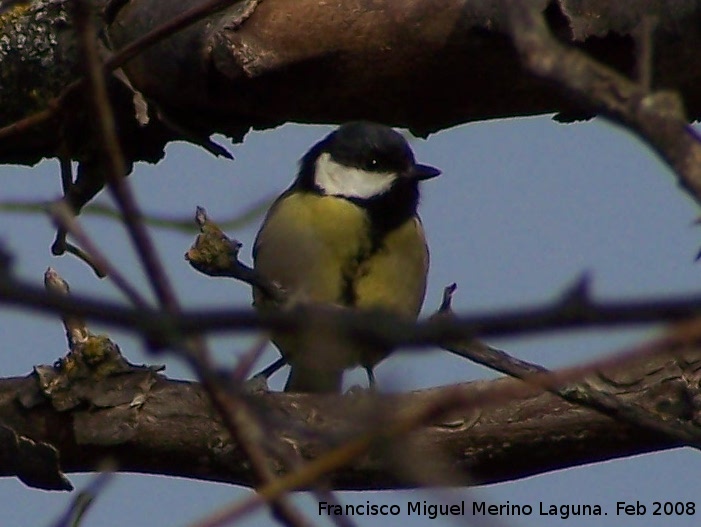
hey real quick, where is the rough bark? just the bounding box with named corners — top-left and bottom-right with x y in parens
top-left (0, 337), bottom-right (698, 491)
top-left (2, 0), bottom-right (701, 164)
top-left (2, 0), bottom-right (701, 495)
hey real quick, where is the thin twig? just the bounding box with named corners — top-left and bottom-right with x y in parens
top-left (0, 197), bottom-right (271, 232)
top-left (433, 285), bottom-right (701, 447)
top-left (72, 0), bottom-right (179, 311)
top-left (48, 201), bottom-right (150, 307)
top-left (186, 206), bottom-right (286, 302)
top-left (7, 273), bottom-right (701, 345)
top-left (63, 242), bottom-right (107, 278)
top-left (50, 468), bottom-right (115, 527)
top-left (71, 4), bottom-right (308, 525)
top-left (185, 339), bottom-right (313, 527)
top-left (635, 15), bottom-right (657, 91)
top-left (52, 156), bottom-right (74, 256)
top-left (44, 267), bottom-right (88, 348)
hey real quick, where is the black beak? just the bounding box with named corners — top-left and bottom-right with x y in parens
top-left (406, 163), bottom-right (441, 181)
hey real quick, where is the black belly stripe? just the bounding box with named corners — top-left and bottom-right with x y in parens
top-left (340, 179), bottom-right (419, 307)
top-left (339, 221), bottom-right (392, 307)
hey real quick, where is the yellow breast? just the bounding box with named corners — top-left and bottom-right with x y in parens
top-left (253, 191), bottom-right (372, 307)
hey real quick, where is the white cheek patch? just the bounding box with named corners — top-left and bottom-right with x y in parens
top-left (314, 152), bottom-right (397, 199)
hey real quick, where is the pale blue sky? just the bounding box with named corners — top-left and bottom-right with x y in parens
top-left (1, 117), bottom-right (700, 526)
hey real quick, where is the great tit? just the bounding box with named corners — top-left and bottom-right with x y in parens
top-left (252, 121), bottom-right (440, 393)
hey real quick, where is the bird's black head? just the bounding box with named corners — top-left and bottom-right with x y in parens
top-left (297, 122), bottom-right (440, 219)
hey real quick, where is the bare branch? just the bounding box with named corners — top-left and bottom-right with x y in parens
top-left (6, 269), bottom-right (701, 349)
top-left (186, 206), bottom-right (286, 302)
top-left (433, 286), bottom-right (701, 445)
top-left (43, 267), bottom-right (89, 349)
top-left (48, 202), bottom-right (148, 305)
top-left (72, 0), bottom-right (180, 311)
top-left (49, 468), bottom-right (115, 527)
top-left (507, 1), bottom-right (701, 204)
top-left (1, 333), bottom-right (696, 493)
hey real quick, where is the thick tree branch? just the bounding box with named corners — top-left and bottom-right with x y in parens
top-left (3, 0), bottom-right (701, 165)
top-left (105, 0), bottom-right (701, 134)
top-left (0, 335), bottom-right (697, 491)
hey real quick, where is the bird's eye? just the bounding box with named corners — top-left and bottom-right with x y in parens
top-left (364, 155), bottom-right (387, 170)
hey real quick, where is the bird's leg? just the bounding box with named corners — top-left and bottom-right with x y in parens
top-left (242, 356), bottom-right (288, 393)
top-left (365, 366), bottom-right (376, 389)
top-left (251, 356), bottom-right (287, 380)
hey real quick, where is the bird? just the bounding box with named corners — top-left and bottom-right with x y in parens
top-left (252, 121), bottom-right (441, 393)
